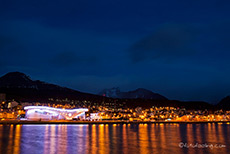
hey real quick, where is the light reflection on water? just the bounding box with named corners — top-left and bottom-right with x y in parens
top-left (0, 123), bottom-right (229, 154)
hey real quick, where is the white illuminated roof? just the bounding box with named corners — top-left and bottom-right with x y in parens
top-left (24, 106), bottom-right (88, 112)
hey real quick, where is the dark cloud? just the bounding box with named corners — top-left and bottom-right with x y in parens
top-left (51, 51), bottom-right (97, 67)
top-left (0, 35), bottom-right (13, 49)
top-left (51, 51), bottom-right (78, 66)
top-left (129, 24), bottom-right (198, 62)
top-left (0, 35), bottom-right (24, 54)
top-left (129, 21), bottom-right (230, 63)
top-left (0, 34), bottom-right (27, 69)
top-left (204, 21), bottom-right (230, 51)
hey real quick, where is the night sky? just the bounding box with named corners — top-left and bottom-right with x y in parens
top-left (1, 0), bottom-right (230, 103)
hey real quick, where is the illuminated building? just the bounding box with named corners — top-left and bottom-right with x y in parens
top-left (24, 106), bottom-right (88, 120)
top-left (90, 113), bottom-right (101, 121)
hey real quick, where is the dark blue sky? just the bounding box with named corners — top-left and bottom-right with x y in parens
top-left (1, 0), bottom-right (230, 103)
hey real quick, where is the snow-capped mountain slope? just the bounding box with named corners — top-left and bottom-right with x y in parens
top-left (99, 87), bottom-right (167, 100)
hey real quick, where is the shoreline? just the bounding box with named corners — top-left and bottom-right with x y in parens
top-left (0, 120), bottom-right (230, 125)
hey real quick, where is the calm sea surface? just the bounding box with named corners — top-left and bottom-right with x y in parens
top-left (0, 123), bottom-right (229, 154)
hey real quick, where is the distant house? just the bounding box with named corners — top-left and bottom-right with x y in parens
top-left (0, 93), bottom-right (6, 103)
